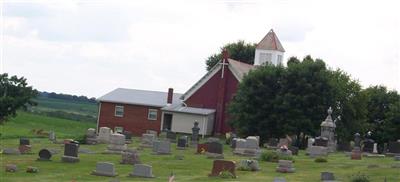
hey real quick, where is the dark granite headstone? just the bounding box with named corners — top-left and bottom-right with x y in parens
top-left (387, 141), bottom-right (400, 154)
top-left (289, 146), bottom-right (299, 155)
top-left (191, 122), bottom-right (200, 143)
top-left (268, 138), bottom-right (279, 147)
top-left (321, 172), bottom-right (335, 181)
top-left (207, 141), bottom-right (223, 154)
top-left (123, 131), bottom-right (132, 140)
top-left (38, 149), bottom-right (52, 161)
top-left (314, 137), bottom-right (328, 147)
top-left (208, 160), bottom-right (236, 177)
top-left (177, 138), bottom-right (187, 149)
top-left (20, 138), bottom-right (30, 145)
top-left (337, 142), bottom-right (352, 151)
top-left (363, 140), bottom-right (374, 153)
top-left (64, 143), bottom-right (79, 157)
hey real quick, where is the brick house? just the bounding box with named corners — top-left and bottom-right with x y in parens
top-left (97, 29), bottom-right (285, 136)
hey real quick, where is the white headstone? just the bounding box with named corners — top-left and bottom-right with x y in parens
top-left (98, 127), bottom-right (112, 143)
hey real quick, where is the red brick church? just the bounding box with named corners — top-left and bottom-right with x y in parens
top-left (97, 29), bottom-right (285, 136)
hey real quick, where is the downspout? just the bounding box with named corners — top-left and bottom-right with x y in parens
top-left (96, 102), bottom-right (102, 133)
top-left (202, 116), bottom-right (206, 138)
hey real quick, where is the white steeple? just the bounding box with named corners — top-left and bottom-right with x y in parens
top-left (254, 29), bottom-right (285, 66)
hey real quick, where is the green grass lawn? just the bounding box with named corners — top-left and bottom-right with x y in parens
top-left (0, 112), bottom-right (95, 139)
top-left (1, 113), bottom-right (399, 181)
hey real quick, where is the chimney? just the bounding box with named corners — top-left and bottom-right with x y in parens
top-left (167, 88), bottom-right (173, 104)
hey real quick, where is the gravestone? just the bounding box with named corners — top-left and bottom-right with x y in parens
top-left (146, 130), bottom-right (158, 136)
top-left (276, 147), bottom-right (293, 156)
top-left (278, 138), bottom-right (290, 148)
top-left (231, 138), bottom-right (238, 148)
top-left (91, 162), bottom-right (118, 177)
top-left (197, 143), bottom-right (208, 154)
top-left (233, 137), bottom-right (261, 157)
top-left (61, 143), bottom-right (79, 163)
top-left (85, 128), bottom-right (97, 145)
top-left (320, 107), bottom-right (337, 152)
top-left (5, 164), bottom-right (17, 172)
top-left (351, 133), bottom-right (362, 160)
top-left (98, 127), bottom-right (112, 144)
top-left (120, 149), bottom-right (141, 164)
top-left (48, 131), bottom-right (56, 142)
top-left (276, 160), bottom-right (295, 173)
top-left (394, 155), bottom-right (400, 161)
top-left (226, 132), bottom-right (237, 145)
top-left (19, 138), bottom-right (31, 154)
top-left (20, 138), bottom-right (30, 145)
top-left (122, 131), bottom-right (133, 144)
top-left (207, 137), bottom-right (220, 143)
top-left (26, 166), bottom-right (38, 173)
top-left (129, 164), bottom-right (155, 178)
top-left (140, 133), bottom-right (156, 148)
top-left (373, 143), bottom-right (378, 154)
top-left (152, 140), bottom-right (171, 155)
top-left (37, 149), bottom-right (52, 161)
top-left (166, 131), bottom-right (177, 143)
top-left (105, 133), bottom-right (127, 154)
top-left (387, 141), bottom-right (400, 154)
top-left (321, 172), bottom-right (335, 181)
top-left (337, 142), bottom-right (351, 152)
top-left (3, 148), bottom-right (21, 155)
top-left (177, 136), bottom-right (188, 150)
top-left (191, 122), bottom-right (200, 145)
top-left (308, 138), bottom-right (315, 148)
top-left (208, 160), bottom-right (236, 177)
top-left (265, 138), bottom-right (279, 149)
top-left (363, 140), bottom-right (374, 153)
top-left (273, 177), bottom-right (287, 182)
top-left (289, 146), bottom-right (299, 155)
top-left (206, 141), bottom-right (223, 159)
top-left (238, 159), bottom-right (260, 171)
top-left (308, 146), bottom-right (328, 158)
top-left (314, 137), bottom-right (328, 147)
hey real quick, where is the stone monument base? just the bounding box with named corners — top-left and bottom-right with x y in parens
top-left (91, 170), bottom-right (118, 177)
top-left (205, 152), bottom-right (224, 159)
top-left (351, 148), bottom-right (362, 160)
top-left (61, 156), bottom-right (80, 163)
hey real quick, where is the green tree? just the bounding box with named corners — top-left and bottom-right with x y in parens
top-left (229, 56), bottom-right (367, 147)
top-left (0, 73), bottom-right (37, 124)
top-left (362, 86), bottom-right (400, 145)
top-left (205, 40), bottom-right (256, 71)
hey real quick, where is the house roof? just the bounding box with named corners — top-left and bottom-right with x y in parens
top-left (98, 88), bottom-right (182, 107)
top-left (180, 58), bottom-right (254, 100)
top-left (256, 29), bottom-right (285, 52)
top-left (162, 104), bottom-right (215, 115)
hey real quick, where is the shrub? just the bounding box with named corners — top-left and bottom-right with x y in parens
top-left (260, 151), bottom-right (294, 162)
top-left (350, 172), bottom-right (370, 182)
top-left (314, 157), bottom-right (328, 163)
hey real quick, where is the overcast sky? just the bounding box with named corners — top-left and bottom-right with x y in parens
top-left (1, 0), bottom-right (399, 97)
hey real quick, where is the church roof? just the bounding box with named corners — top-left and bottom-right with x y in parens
top-left (256, 29), bottom-right (285, 52)
top-left (180, 58), bottom-right (254, 100)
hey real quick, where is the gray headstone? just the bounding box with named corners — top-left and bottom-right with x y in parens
top-left (166, 131), bottom-right (177, 142)
top-left (49, 131), bottom-right (56, 141)
top-left (123, 131), bottom-right (133, 140)
top-left (245, 136), bottom-right (259, 149)
top-left (130, 164), bottom-right (154, 178)
top-left (238, 159), bottom-right (260, 171)
top-left (192, 122), bottom-right (200, 142)
top-left (5, 164), bottom-right (17, 172)
top-left (321, 172), bottom-right (335, 181)
top-left (3, 148), bottom-right (21, 155)
top-left (273, 177), bottom-right (287, 182)
top-left (208, 141), bottom-right (223, 154)
top-left (177, 138), bottom-right (187, 148)
top-left (308, 146), bottom-right (328, 158)
top-left (98, 127), bottom-right (112, 143)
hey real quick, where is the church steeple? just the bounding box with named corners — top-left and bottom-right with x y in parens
top-left (254, 29), bottom-right (285, 66)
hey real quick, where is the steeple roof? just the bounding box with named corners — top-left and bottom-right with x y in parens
top-left (256, 29), bottom-right (285, 52)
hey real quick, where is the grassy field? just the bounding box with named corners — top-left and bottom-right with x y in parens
top-left (1, 113), bottom-right (399, 182)
top-left (32, 96), bottom-right (98, 117)
top-left (0, 112), bottom-right (95, 139)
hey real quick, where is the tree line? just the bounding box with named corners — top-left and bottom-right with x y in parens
top-left (207, 41), bottom-right (400, 148)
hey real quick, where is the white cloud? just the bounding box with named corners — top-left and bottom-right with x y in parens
top-left (2, 0), bottom-right (399, 97)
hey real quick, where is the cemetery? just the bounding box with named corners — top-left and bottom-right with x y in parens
top-left (1, 124), bottom-right (400, 181)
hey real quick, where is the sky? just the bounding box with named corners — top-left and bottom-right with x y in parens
top-left (1, 0), bottom-right (399, 98)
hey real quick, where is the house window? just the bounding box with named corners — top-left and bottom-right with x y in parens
top-left (259, 53), bottom-right (272, 64)
top-left (148, 109), bottom-right (158, 120)
top-left (277, 55), bottom-right (283, 64)
top-left (115, 105), bottom-right (124, 117)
